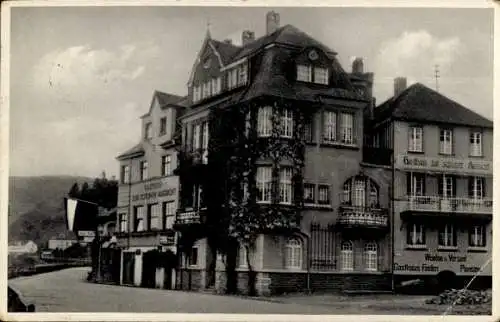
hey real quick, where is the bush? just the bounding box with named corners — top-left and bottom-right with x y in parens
top-left (425, 289), bottom-right (492, 306)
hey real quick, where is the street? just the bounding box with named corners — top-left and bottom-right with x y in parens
top-left (8, 267), bottom-right (487, 315)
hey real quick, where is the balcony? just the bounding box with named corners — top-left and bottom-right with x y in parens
top-left (174, 208), bottom-right (206, 226)
top-left (401, 196), bottom-right (493, 216)
top-left (337, 206), bottom-right (389, 229)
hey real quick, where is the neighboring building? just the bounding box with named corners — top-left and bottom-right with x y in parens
top-left (9, 241), bottom-right (38, 254)
top-left (114, 90), bottom-right (186, 289)
top-left (174, 11), bottom-right (391, 295)
top-left (365, 78), bottom-right (493, 290)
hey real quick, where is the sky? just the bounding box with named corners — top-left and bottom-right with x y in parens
top-left (9, 6), bottom-right (494, 178)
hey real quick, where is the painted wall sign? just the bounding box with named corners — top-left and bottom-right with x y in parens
top-left (396, 155), bottom-right (492, 174)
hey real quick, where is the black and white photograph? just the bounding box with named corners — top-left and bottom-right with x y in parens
top-left (3, 1), bottom-right (496, 320)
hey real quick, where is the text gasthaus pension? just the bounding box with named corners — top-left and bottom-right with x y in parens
top-left (396, 155), bottom-right (491, 175)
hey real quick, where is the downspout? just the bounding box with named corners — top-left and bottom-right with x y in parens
top-left (391, 120), bottom-right (396, 292)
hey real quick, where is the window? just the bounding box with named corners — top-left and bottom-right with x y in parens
top-left (256, 167), bottom-right (272, 203)
top-left (353, 179), bottom-right (366, 207)
top-left (160, 117), bottom-right (167, 136)
top-left (202, 82), bottom-right (211, 99)
top-left (438, 175), bottom-right (455, 198)
top-left (369, 185), bottom-right (378, 208)
top-left (340, 113), bottom-right (354, 144)
top-left (469, 225), bottom-right (486, 247)
top-left (318, 185), bottom-right (330, 205)
top-left (163, 201), bottom-right (176, 230)
top-left (193, 124), bottom-right (201, 150)
top-left (303, 183), bottom-right (315, 204)
top-left (145, 122), bottom-right (153, 140)
top-left (211, 77), bottom-right (222, 95)
top-left (148, 204), bottom-right (161, 231)
top-left (134, 206), bottom-right (146, 232)
top-left (121, 165), bottom-right (130, 184)
top-left (257, 106), bottom-right (272, 137)
top-left (227, 68), bottom-right (239, 89)
top-left (408, 126), bottom-right (423, 152)
top-left (470, 131), bottom-right (482, 156)
top-left (468, 177), bottom-right (485, 200)
top-left (140, 161), bottom-right (148, 181)
top-left (285, 238), bottom-right (302, 269)
top-left (440, 129), bottom-right (453, 155)
top-left (342, 181), bottom-right (350, 204)
top-left (297, 64), bottom-right (312, 82)
top-left (280, 109), bottom-right (294, 138)
top-left (193, 86), bottom-right (201, 102)
top-left (201, 122), bottom-right (209, 163)
top-left (407, 223), bottom-right (426, 246)
top-left (280, 167), bottom-right (293, 204)
top-left (189, 247), bottom-right (198, 266)
top-left (162, 155), bottom-right (172, 176)
top-left (313, 67), bottom-right (329, 85)
top-left (191, 185), bottom-right (204, 209)
top-left (323, 111), bottom-right (337, 142)
top-left (239, 245), bottom-right (248, 268)
top-left (340, 241), bottom-right (354, 271)
top-left (238, 64), bottom-right (248, 86)
top-left (439, 224), bottom-right (457, 248)
top-left (303, 118), bottom-right (313, 142)
top-left (407, 173), bottom-right (425, 196)
top-left (364, 242), bottom-right (378, 272)
top-left (119, 213), bottom-right (128, 232)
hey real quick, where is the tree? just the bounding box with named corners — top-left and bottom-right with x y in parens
top-left (68, 183), bottom-right (80, 198)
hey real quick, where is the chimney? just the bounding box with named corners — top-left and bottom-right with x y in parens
top-left (242, 30), bottom-right (255, 46)
top-left (394, 77), bottom-right (407, 97)
top-left (352, 57), bottom-right (364, 74)
top-left (266, 11), bottom-right (280, 35)
top-left (223, 39), bottom-right (232, 45)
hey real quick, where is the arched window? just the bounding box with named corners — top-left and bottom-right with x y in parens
top-left (342, 176), bottom-right (379, 208)
top-left (340, 241), bottom-right (354, 271)
top-left (364, 242), bottom-right (378, 271)
top-left (285, 237), bottom-right (302, 269)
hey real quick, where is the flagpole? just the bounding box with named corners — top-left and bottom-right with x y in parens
top-left (65, 197), bottom-right (99, 205)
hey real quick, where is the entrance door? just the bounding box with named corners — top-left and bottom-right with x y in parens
top-left (122, 252), bottom-right (135, 285)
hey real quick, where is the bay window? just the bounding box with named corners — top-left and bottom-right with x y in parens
top-left (257, 106), bottom-right (272, 137)
top-left (342, 177), bottom-right (379, 208)
top-left (256, 167), bottom-right (272, 203)
top-left (323, 111), bottom-right (337, 142)
top-left (279, 167), bottom-right (293, 204)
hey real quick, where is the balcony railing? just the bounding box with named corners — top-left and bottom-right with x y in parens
top-left (402, 196), bottom-right (493, 214)
top-left (175, 208), bottom-right (206, 225)
top-left (338, 206), bottom-right (388, 228)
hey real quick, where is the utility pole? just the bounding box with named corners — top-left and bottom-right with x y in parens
top-left (434, 64), bottom-right (440, 92)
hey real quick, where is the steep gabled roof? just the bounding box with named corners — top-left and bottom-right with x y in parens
top-left (374, 83), bottom-right (493, 128)
top-left (155, 91), bottom-right (185, 107)
top-left (210, 40), bottom-right (241, 65)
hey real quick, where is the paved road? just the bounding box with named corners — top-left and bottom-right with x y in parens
top-left (8, 267), bottom-right (457, 315)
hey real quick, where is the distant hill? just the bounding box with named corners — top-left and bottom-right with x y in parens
top-left (8, 176), bottom-right (93, 247)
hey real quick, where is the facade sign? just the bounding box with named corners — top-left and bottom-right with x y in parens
top-left (396, 155), bottom-right (492, 175)
top-left (131, 179), bottom-right (177, 202)
top-left (394, 251), bottom-right (489, 276)
top-left (78, 231), bottom-right (96, 237)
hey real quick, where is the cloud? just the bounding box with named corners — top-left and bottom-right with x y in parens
top-left (374, 30), bottom-right (463, 79)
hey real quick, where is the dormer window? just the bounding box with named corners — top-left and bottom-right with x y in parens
top-left (193, 86), bottom-right (202, 103)
top-left (160, 117), bottom-right (167, 136)
top-left (145, 122), bottom-right (153, 140)
top-left (297, 64), bottom-right (329, 85)
top-left (227, 62), bottom-right (248, 90)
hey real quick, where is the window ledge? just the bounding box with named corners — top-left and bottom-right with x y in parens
top-left (405, 245), bottom-right (428, 250)
top-left (320, 142), bottom-right (359, 150)
top-left (304, 203), bottom-right (333, 210)
top-left (468, 155), bottom-right (484, 158)
top-left (467, 247), bottom-right (487, 253)
top-left (438, 246), bottom-right (458, 252)
top-left (407, 151), bottom-right (424, 154)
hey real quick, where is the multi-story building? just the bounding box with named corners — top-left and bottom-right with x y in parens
top-left (114, 90), bottom-right (186, 289)
top-left (365, 78), bottom-right (493, 291)
top-left (174, 11), bottom-right (392, 295)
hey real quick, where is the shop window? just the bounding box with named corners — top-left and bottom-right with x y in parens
top-left (438, 224), bottom-right (457, 248)
top-left (364, 242), bottom-right (378, 272)
top-left (469, 225), bottom-right (486, 248)
top-left (407, 223), bottom-right (426, 247)
top-left (340, 241), bottom-right (354, 271)
top-left (285, 237), bottom-right (302, 269)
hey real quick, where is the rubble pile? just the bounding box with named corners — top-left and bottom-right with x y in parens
top-left (425, 289), bottom-right (492, 305)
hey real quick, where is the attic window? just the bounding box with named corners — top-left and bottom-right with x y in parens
top-left (297, 64), bottom-right (329, 85)
top-left (145, 122), bottom-right (153, 140)
top-left (227, 63), bottom-right (248, 90)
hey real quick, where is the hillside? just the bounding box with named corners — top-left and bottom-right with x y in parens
top-left (8, 176), bottom-right (93, 246)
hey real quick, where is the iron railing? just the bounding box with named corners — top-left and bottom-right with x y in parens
top-left (338, 206), bottom-right (389, 228)
top-left (402, 196), bottom-right (493, 214)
